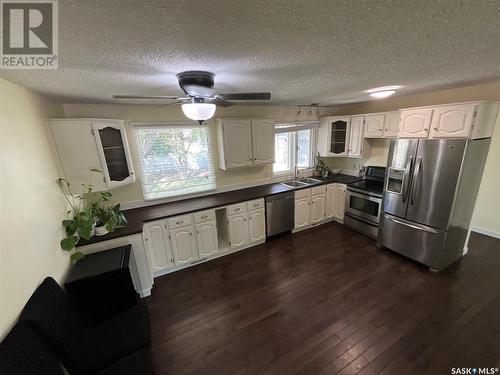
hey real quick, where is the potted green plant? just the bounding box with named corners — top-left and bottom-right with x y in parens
top-left (94, 203), bottom-right (127, 236)
top-left (58, 168), bottom-right (105, 261)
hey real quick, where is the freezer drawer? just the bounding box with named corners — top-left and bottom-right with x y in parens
top-left (380, 214), bottom-right (446, 269)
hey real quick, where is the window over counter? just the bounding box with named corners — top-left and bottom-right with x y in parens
top-left (273, 122), bottom-right (318, 176)
top-left (134, 124), bottom-right (216, 200)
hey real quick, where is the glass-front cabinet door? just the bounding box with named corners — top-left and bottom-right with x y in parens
top-left (329, 119), bottom-right (349, 155)
top-left (318, 116), bottom-right (351, 157)
top-left (92, 120), bottom-right (135, 188)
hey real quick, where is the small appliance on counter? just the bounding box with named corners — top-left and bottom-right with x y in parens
top-left (344, 166), bottom-right (386, 239)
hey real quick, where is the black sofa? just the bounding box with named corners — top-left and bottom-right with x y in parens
top-left (0, 277), bottom-right (153, 375)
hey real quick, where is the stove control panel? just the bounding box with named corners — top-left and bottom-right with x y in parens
top-left (386, 168), bottom-right (404, 194)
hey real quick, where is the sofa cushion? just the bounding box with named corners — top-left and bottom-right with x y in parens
top-left (64, 304), bottom-right (151, 375)
top-left (96, 349), bottom-right (153, 375)
top-left (0, 323), bottom-right (65, 375)
top-left (19, 277), bottom-right (87, 356)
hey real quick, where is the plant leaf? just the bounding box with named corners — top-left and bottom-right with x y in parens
top-left (71, 252), bottom-right (85, 262)
top-left (62, 219), bottom-right (73, 228)
top-left (60, 236), bottom-right (77, 251)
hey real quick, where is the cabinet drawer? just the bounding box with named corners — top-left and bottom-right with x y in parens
top-left (167, 214), bottom-right (192, 229)
top-left (227, 202), bottom-right (247, 215)
top-left (295, 188), bottom-right (312, 199)
top-left (193, 210), bottom-right (215, 223)
top-left (247, 198), bottom-right (264, 211)
top-left (311, 185), bottom-right (326, 195)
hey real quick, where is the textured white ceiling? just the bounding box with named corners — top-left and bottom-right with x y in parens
top-left (1, 0), bottom-right (499, 105)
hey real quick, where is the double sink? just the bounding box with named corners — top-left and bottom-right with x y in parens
top-left (282, 177), bottom-right (322, 189)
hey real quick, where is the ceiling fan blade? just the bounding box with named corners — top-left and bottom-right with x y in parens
top-left (217, 92), bottom-right (271, 101)
top-left (207, 98), bottom-right (233, 107)
top-left (113, 95), bottom-right (180, 100)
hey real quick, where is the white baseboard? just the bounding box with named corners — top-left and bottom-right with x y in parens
top-left (471, 226), bottom-right (500, 239)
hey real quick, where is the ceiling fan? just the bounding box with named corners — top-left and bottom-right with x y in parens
top-left (113, 71), bottom-right (271, 124)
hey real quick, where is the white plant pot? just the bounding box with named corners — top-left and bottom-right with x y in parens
top-left (95, 225), bottom-right (109, 237)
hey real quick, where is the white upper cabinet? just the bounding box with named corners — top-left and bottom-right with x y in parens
top-left (429, 104), bottom-right (476, 139)
top-left (348, 116), bottom-right (364, 158)
top-left (364, 114), bottom-right (385, 138)
top-left (398, 109), bottom-right (433, 138)
top-left (228, 213), bottom-right (250, 249)
top-left (169, 226), bottom-right (199, 266)
top-left (251, 120), bottom-right (275, 165)
top-left (217, 119), bottom-right (275, 170)
top-left (248, 208), bottom-right (266, 243)
top-left (217, 119), bottom-right (253, 169)
top-left (318, 116), bottom-right (350, 157)
top-left (195, 220), bottom-right (218, 258)
top-left (50, 118), bottom-right (135, 191)
top-left (143, 221), bottom-right (174, 274)
top-left (383, 112), bottom-right (400, 138)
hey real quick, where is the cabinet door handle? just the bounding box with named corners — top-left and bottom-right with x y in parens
top-left (176, 221), bottom-right (183, 225)
top-left (197, 230), bottom-right (200, 234)
top-left (201, 215), bottom-right (208, 219)
top-left (234, 208), bottom-right (240, 211)
top-left (434, 127), bottom-right (438, 130)
top-left (189, 232), bottom-right (193, 236)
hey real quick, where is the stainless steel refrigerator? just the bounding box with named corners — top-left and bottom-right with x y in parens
top-left (379, 138), bottom-right (491, 271)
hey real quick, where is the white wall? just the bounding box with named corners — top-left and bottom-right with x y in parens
top-left (0, 78), bottom-right (69, 338)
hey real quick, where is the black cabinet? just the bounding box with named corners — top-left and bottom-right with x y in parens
top-left (65, 245), bottom-right (138, 322)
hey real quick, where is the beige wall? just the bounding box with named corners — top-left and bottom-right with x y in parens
top-left (324, 80), bottom-right (500, 236)
top-left (62, 104), bottom-right (317, 204)
top-left (0, 78), bottom-right (69, 338)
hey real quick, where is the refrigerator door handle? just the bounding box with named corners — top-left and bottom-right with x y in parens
top-left (385, 214), bottom-right (439, 234)
top-left (410, 156), bottom-right (422, 205)
top-left (402, 155), bottom-right (413, 203)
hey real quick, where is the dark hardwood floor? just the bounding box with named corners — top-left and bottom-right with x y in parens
top-left (145, 222), bottom-right (500, 375)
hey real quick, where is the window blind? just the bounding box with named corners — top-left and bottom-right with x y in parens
top-left (275, 121), bottom-right (320, 134)
top-left (133, 124), bottom-right (216, 200)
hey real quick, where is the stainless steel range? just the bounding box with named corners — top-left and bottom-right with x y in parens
top-left (344, 166), bottom-right (386, 239)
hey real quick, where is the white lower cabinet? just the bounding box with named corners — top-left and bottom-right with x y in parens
top-left (228, 213), bottom-right (250, 249)
top-left (294, 197), bottom-right (311, 230)
top-left (143, 221), bottom-right (175, 273)
top-left (248, 209), bottom-right (266, 243)
top-left (334, 184), bottom-right (347, 223)
top-left (169, 226), bottom-right (199, 266)
top-left (325, 183), bottom-right (346, 223)
top-left (310, 193), bottom-right (326, 225)
top-left (195, 220), bottom-right (218, 258)
top-left (294, 188), bottom-right (326, 231)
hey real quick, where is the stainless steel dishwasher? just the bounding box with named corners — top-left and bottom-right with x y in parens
top-left (265, 192), bottom-right (295, 237)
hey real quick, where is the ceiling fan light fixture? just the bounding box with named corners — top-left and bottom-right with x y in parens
top-left (369, 89), bottom-right (397, 98)
top-left (181, 102), bottom-right (216, 124)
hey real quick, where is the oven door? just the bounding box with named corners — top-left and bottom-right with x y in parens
top-left (345, 189), bottom-right (382, 224)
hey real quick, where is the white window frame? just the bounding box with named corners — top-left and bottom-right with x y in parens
top-left (131, 122), bottom-right (216, 201)
top-left (273, 123), bottom-right (318, 178)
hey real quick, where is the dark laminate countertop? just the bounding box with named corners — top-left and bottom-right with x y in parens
top-left (77, 174), bottom-right (360, 247)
